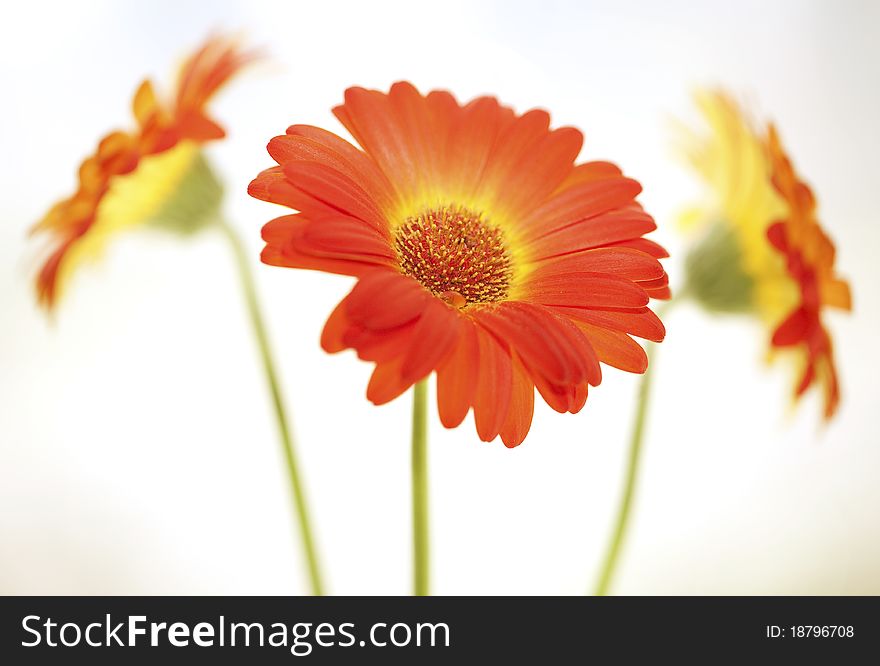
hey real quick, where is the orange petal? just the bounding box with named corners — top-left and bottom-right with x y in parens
top-left (489, 126), bottom-right (584, 218)
top-left (529, 208), bottom-right (657, 260)
top-left (366, 356), bottom-right (411, 405)
top-left (645, 285), bottom-right (671, 300)
top-left (387, 81), bottom-right (447, 191)
top-left (400, 299), bottom-right (462, 383)
top-left (436, 320), bottom-right (479, 428)
top-left (321, 298), bottom-right (351, 353)
top-left (176, 110), bottom-right (226, 141)
top-left (174, 35), bottom-right (257, 121)
top-left (572, 322), bottom-right (648, 374)
top-left (445, 96), bottom-right (510, 198)
top-left (481, 109), bottom-right (551, 190)
top-left (499, 353), bottom-right (535, 448)
top-left (550, 306), bottom-right (665, 342)
top-left (531, 247), bottom-right (665, 282)
top-left (282, 161), bottom-right (388, 232)
top-left (248, 167), bottom-right (304, 209)
top-left (261, 214), bottom-right (385, 276)
top-left (822, 278), bottom-right (852, 311)
top-left (345, 270), bottom-right (431, 330)
top-left (772, 307), bottom-right (809, 347)
top-left (604, 237), bottom-right (669, 259)
top-left (635, 272), bottom-right (669, 292)
top-left (269, 130), bottom-right (394, 211)
top-left (349, 321), bottom-right (417, 363)
top-left (521, 177), bottom-right (642, 237)
top-left (334, 86), bottom-right (420, 199)
top-left (554, 160), bottom-right (624, 192)
top-left (133, 80), bottom-right (159, 127)
top-left (474, 301), bottom-right (601, 387)
top-left (532, 375), bottom-right (588, 414)
top-left (472, 327), bottom-right (512, 442)
top-left (300, 216), bottom-right (394, 259)
top-left (524, 272), bottom-right (649, 309)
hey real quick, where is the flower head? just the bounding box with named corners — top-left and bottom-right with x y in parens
top-left (250, 83), bottom-right (669, 446)
top-left (681, 92), bottom-right (851, 418)
top-left (31, 36), bottom-right (256, 308)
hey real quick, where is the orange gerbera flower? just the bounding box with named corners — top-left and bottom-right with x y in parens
top-left (250, 83), bottom-right (669, 446)
top-left (765, 125), bottom-right (851, 417)
top-left (32, 36), bottom-right (256, 308)
top-left (681, 92), bottom-right (851, 419)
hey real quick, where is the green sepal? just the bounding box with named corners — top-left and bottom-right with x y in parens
top-left (148, 151), bottom-right (223, 236)
top-left (684, 221), bottom-right (755, 314)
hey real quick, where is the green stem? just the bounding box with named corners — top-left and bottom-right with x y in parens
top-left (411, 380), bottom-right (429, 596)
top-left (593, 299), bottom-right (675, 596)
top-left (219, 219), bottom-right (324, 596)
top-left (592, 343), bottom-right (658, 596)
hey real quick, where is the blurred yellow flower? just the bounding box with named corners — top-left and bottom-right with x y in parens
top-left (31, 36), bottom-right (255, 308)
top-left (680, 91), bottom-right (851, 418)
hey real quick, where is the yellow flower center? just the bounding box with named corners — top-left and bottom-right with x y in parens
top-left (394, 206), bottom-right (512, 306)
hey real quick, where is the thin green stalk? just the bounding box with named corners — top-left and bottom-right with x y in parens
top-left (593, 299), bottom-right (676, 596)
top-left (219, 218), bottom-right (324, 596)
top-left (592, 342), bottom-right (658, 596)
top-left (411, 380), bottom-right (429, 596)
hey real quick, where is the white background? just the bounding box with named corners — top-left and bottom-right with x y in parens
top-left (1, 0), bottom-right (878, 594)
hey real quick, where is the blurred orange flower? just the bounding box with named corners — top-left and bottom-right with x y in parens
top-left (681, 92), bottom-right (851, 418)
top-left (250, 83), bottom-right (669, 446)
top-left (765, 126), bottom-right (852, 417)
top-left (31, 36), bottom-right (256, 308)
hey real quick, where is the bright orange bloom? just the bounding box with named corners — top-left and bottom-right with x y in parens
top-left (32, 36), bottom-right (255, 308)
top-left (250, 83), bottom-right (669, 446)
top-left (765, 126), bottom-right (852, 418)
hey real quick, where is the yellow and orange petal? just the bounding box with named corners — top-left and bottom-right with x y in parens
top-left (31, 35), bottom-right (257, 308)
top-left (250, 82), bottom-right (669, 446)
top-left (765, 125), bottom-right (851, 418)
top-left (682, 91), bottom-right (851, 419)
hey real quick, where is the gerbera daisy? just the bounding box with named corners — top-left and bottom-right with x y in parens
top-left (592, 93), bottom-right (851, 599)
top-left (31, 35), bottom-right (255, 307)
top-left (681, 91), bottom-right (851, 418)
top-left (250, 82), bottom-right (670, 449)
top-left (30, 37), bottom-right (325, 595)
